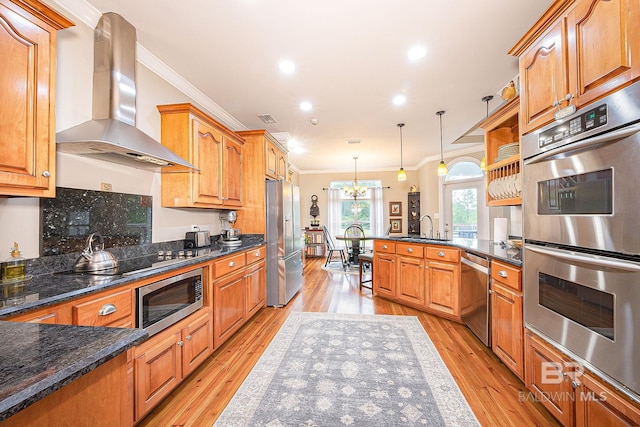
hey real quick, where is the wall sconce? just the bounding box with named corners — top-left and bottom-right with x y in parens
top-left (397, 123), bottom-right (407, 181)
top-left (436, 111), bottom-right (448, 176)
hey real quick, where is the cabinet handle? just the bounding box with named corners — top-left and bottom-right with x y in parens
top-left (229, 261), bottom-right (235, 267)
top-left (382, 245), bottom-right (388, 249)
top-left (407, 248), bottom-right (413, 253)
top-left (42, 171), bottom-right (51, 178)
top-left (498, 270), bottom-right (508, 278)
top-left (255, 251), bottom-right (260, 257)
top-left (98, 303), bottom-right (117, 316)
top-left (177, 341), bottom-right (184, 347)
top-left (186, 335), bottom-right (192, 341)
top-left (437, 251), bottom-right (445, 257)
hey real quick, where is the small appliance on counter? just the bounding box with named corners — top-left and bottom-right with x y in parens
top-left (73, 232), bottom-right (118, 273)
top-left (220, 211), bottom-right (242, 246)
top-left (184, 228), bottom-right (211, 248)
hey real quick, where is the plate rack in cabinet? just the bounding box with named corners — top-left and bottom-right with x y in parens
top-left (481, 96), bottom-right (521, 206)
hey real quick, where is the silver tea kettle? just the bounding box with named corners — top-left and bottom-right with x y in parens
top-left (73, 232), bottom-right (118, 272)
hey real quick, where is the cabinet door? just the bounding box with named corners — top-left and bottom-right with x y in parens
top-left (265, 142), bottom-right (278, 179)
top-left (222, 137), bottom-right (243, 206)
top-left (520, 20), bottom-right (569, 134)
top-left (575, 371), bottom-right (640, 427)
top-left (491, 282), bottom-right (524, 380)
top-left (396, 256), bottom-right (426, 307)
top-left (524, 331), bottom-right (574, 426)
top-left (373, 253), bottom-right (396, 298)
top-left (276, 149), bottom-right (287, 180)
top-left (0, 3), bottom-right (57, 196)
top-left (213, 271), bottom-right (246, 347)
top-left (192, 118), bottom-right (223, 205)
top-left (134, 328), bottom-right (182, 420)
top-left (426, 261), bottom-right (460, 317)
top-left (567, 0), bottom-right (640, 107)
top-left (245, 260), bottom-right (266, 318)
top-left (181, 309), bottom-right (214, 377)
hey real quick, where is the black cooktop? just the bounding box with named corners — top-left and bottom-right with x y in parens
top-left (59, 247), bottom-right (215, 277)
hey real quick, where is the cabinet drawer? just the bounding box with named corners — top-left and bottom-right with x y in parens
top-left (426, 246), bottom-right (460, 263)
top-left (396, 242), bottom-right (424, 258)
top-left (374, 240), bottom-right (396, 254)
top-left (73, 289), bottom-right (133, 327)
top-left (491, 260), bottom-right (521, 291)
top-left (213, 253), bottom-right (246, 278)
top-left (245, 246), bottom-right (266, 265)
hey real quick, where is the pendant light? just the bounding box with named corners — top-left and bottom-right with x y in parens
top-left (397, 123), bottom-right (407, 181)
top-left (436, 111), bottom-right (448, 176)
top-left (479, 95), bottom-right (493, 171)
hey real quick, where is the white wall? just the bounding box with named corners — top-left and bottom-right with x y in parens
top-left (0, 16), bottom-right (223, 259)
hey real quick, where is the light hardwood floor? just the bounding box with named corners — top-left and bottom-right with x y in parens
top-left (138, 257), bottom-right (560, 426)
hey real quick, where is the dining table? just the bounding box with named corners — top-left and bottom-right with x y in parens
top-left (334, 235), bottom-right (379, 265)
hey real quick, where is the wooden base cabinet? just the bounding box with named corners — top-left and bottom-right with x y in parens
top-left (396, 242), bottom-right (426, 307)
top-left (245, 259), bottom-right (266, 319)
top-left (134, 308), bottom-right (213, 421)
top-left (373, 241), bottom-right (397, 298)
top-left (425, 247), bottom-right (461, 321)
top-left (490, 260), bottom-right (524, 380)
top-left (525, 330), bottom-right (640, 426)
top-left (575, 371), bottom-right (640, 427)
top-left (0, 0), bottom-right (73, 197)
top-left (524, 331), bottom-right (575, 426)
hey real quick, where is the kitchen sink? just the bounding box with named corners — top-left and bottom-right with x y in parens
top-left (394, 236), bottom-right (452, 242)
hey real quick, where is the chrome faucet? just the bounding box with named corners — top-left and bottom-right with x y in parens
top-left (419, 214), bottom-right (433, 239)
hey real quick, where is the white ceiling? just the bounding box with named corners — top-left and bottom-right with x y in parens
top-left (53, 0), bottom-right (550, 173)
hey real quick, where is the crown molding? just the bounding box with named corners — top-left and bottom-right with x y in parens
top-left (46, 0), bottom-right (247, 132)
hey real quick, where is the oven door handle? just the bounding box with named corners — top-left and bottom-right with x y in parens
top-left (525, 123), bottom-right (640, 164)
top-left (526, 244), bottom-right (640, 272)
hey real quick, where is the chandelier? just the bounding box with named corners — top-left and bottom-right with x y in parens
top-left (343, 156), bottom-right (368, 198)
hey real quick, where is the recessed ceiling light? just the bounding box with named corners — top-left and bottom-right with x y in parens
top-left (393, 95), bottom-right (406, 105)
top-left (300, 101), bottom-right (313, 111)
top-left (407, 45), bottom-right (427, 61)
top-left (279, 60), bottom-right (295, 74)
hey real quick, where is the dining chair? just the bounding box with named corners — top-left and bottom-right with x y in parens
top-left (322, 225), bottom-right (346, 268)
top-left (358, 252), bottom-right (373, 290)
top-left (344, 224), bottom-right (366, 265)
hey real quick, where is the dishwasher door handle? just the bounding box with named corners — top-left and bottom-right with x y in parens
top-left (461, 257), bottom-right (489, 275)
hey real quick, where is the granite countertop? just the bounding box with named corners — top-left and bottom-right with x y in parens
top-left (0, 237), bottom-right (263, 421)
top-left (380, 236), bottom-right (522, 266)
top-left (0, 322), bottom-right (147, 421)
top-left (0, 237), bottom-right (264, 319)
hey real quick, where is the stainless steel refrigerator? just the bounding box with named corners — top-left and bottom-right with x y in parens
top-left (265, 180), bottom-right (303, 306)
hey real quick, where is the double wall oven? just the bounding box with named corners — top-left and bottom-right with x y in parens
top-left (522, 81), bottom-right (640, 401)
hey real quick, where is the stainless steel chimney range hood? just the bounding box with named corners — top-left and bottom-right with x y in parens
top-left (56, 12), bottom-right (196, 170)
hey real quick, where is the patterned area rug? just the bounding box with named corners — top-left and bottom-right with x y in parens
top-left (214, 312), bottom-right (479, 426)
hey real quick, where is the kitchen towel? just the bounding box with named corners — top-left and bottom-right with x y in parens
top-left (493, 218), bottom-right (508, 242)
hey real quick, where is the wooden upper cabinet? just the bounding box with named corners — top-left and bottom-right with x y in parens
top-left (0, 0), bottom-right (73, 197)
top-left (235, 130), bottom-right (288, 234)
top-left (519, 20), bottom-right (568, 135)
top-left (222, 136), bottom-right (243, 206)
top-left (513, 0), bottom-right (640, 135)
top-left (567, 0), bottom-right (640, 107)
top-left (157, 103), bottom-right (244, 208)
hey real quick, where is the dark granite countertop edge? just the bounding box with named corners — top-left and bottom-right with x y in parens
top-left (0, 240), bottom-right (264, 319)
top-left (378, 236), bottom-right (522, 267)
top-left (0, 326), bottom-right (148, 421)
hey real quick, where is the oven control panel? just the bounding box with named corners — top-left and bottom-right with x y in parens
top-left (539, 104), bottom-right (608, 148)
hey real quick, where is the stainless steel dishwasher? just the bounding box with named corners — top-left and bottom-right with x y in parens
top-left (460, 251), bottom-right (491, 346)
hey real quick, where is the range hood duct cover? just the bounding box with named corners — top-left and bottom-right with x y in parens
top-left (56, 12), bottom-right (196, 170)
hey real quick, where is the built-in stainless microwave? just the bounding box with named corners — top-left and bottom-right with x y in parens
top-left (136, 268), bottom-right (203, 336)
